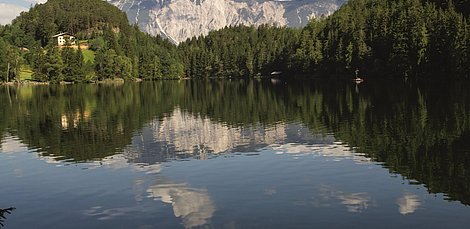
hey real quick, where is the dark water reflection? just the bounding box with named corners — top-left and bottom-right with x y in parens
top-left (0, 79), bottom-right (469, 228)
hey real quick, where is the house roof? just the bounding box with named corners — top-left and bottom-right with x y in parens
top-left (52, 32), bottom-right (75, 38)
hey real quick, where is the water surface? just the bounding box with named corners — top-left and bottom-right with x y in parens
top-left (0, 79), bottom-right (469, 228)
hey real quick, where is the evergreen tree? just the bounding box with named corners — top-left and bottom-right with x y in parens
top-left (73, 47), bottom-right (85, 81)
top-left (32, 47), bottom-right (48, 82)
top-left (101, 49), bottom-right (118, 79)
top-left (0, 38), bottom-right (21, 82)
top-left (114, 55), bottom-right (133, 80)
top-left (61, 45), bottom-right (76, 81)
top-left (44, 45), bottom-right (64, 82)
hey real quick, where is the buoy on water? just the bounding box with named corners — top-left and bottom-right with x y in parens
top-left (354, 69), bottom-right (364, 83)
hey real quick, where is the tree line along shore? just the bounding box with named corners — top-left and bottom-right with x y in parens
top-left (0, 0), bottom-right (469, 83)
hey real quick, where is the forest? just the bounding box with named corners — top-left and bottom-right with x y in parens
top-left (180, 0), bottom-right (470, 78)
top-left (0, 0), bottom-right (183, 82)
top-left (0, 0), bottom-right (469, 82)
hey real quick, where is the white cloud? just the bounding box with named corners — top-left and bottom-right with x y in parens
top-left (0, 0), bottom-right (48, 24)
top-left (0, 3), bottom-right (27, 25)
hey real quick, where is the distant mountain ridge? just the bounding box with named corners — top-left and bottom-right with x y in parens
top-left (107, 0), bottom-right (347, 43)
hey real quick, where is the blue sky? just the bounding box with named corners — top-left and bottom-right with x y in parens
top-left (0, 0), bottom-right (46, 24)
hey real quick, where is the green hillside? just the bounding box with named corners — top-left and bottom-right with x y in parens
top-left (0, 0), bottom-right (183, 83)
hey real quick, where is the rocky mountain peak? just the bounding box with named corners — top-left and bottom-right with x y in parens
top-left (107, 0), bottom-right (346, 43)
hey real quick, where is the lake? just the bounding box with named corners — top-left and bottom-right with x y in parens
top-left (0, 79), bottom-right (469, 228)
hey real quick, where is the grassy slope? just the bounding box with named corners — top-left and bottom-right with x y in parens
top-left (19, 65), bottom-right (33, 81)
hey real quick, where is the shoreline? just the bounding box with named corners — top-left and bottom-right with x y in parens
top-left (0, 78), bottom-right (142, 86)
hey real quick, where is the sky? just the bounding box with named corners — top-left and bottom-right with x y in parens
top-left (0, 0), bottom-right (47, 25)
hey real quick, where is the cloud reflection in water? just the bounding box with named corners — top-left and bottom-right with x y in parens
top-left (397, 193), bottom-right (421, 215)
top-left (318, 185), bottom-right (372, 213)
top-left (147, 182), bottom-right (215, 228)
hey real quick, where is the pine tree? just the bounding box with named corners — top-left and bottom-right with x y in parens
top-left (44, 45), bottom-right (64, 82)
top-left (61, 45), bottom-right (76, 81)
top-left (32, 47), bottom-right (48, 82)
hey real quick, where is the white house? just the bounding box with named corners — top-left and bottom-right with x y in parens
top-left (52, 32), bottom-right (76, 46)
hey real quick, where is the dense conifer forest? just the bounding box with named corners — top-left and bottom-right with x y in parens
top-left (0, 0), bottom-right (469, 82)
top-left (180, 0), bottom-right (470, 79)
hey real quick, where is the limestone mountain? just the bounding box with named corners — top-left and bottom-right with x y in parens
top-left (107, 0), bottom-right (347, 43)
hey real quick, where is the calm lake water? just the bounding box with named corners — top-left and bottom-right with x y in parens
top-left (0, 79), bottom-right (469, 228)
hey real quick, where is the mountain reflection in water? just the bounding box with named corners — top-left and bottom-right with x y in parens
top-left (0, 79), bottom-right (469, 228)
top-left (126, 107), bottom-right (359, 164)
top-left (81, 108), bottom-right (364, 228)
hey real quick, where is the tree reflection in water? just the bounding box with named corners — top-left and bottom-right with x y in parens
top-left (0, 79), bottom-right (469, 205)
top-left (0, 207), bottom-right (15, 227)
